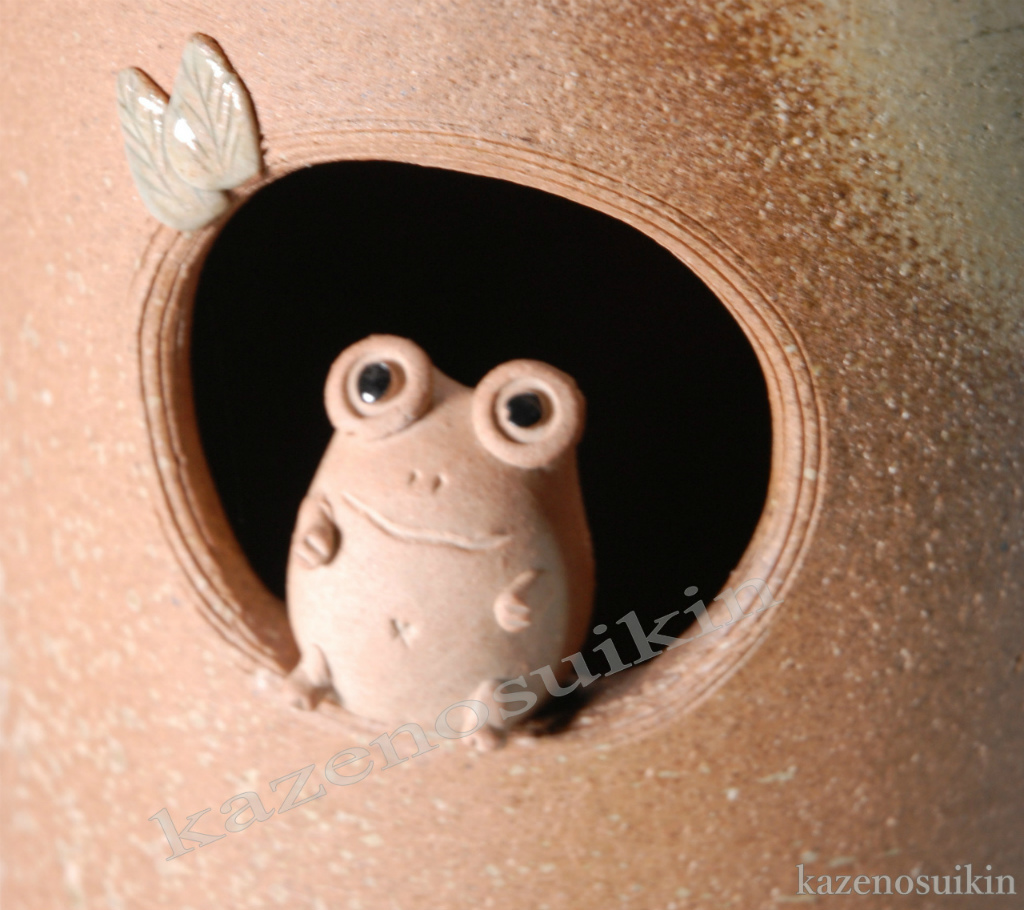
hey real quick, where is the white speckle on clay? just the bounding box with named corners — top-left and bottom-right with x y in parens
top-left (12, 810), bottom-right (38, 832)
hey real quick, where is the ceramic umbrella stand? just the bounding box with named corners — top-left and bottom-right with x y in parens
top-left (1, 2), bottom-right (1022, 906)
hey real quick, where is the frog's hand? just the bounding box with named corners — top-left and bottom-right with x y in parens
top-left (494, 568), bottom-right (541, 632)
top-left (284, 644), bottom-right (334, 711)
top-left (292, 495), bottom-right (341, 568)
top-left (466, 679), bottom-right (510, 751)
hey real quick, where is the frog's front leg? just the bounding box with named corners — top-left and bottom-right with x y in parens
top-left (285, 643), bottom-right (334, 710)
top-left (292, 495), bottom-right (341, 568)
top-left (466, 679), bottom-right (511, 751)
top-left (493, 568), bottom-right (540, 632)
top-left (286, 495), bottom-right (341, 710)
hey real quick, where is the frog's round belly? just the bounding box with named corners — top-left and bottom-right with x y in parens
top-left (287, 524), bottom-right (572, 727)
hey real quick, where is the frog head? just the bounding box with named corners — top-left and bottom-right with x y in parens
top-left (318, 335), bottom-right (586, 547)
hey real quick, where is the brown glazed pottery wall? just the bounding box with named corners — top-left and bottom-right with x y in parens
top-left (1, 1), bottom-right (1022, 907)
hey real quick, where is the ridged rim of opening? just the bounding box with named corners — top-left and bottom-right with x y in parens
top-left (134, 125), bottom-right (826, 747)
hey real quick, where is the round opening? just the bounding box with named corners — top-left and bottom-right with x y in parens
top-left (137, 136), bottom-right (823, 744)
top-left (190, 161), bottom-right (772, 673)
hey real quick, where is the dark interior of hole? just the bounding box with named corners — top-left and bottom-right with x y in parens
top-left (191, 161), bottom-right (772, 692)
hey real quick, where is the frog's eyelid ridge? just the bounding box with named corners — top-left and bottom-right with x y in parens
top-left (323, 335), bottom-right (433, 438)
top-left (471, 360), bottom-right (585, 469)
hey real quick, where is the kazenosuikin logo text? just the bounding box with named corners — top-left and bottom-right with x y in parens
top-left (796, 864), bottom-right (1016, 897)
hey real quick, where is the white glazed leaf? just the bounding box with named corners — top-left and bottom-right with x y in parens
top-left (116, 67), bottom-right (230, 231)
top-left (164, 34), bottom-right (262, 191)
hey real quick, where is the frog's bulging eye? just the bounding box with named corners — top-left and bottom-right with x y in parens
top-left (324, 336), bottom-right (432, 439)
top-left (506, 392), bottom-right (545, 428)
top-left (358, 362), bottom-right (395, 404)
top-left (473, 361), bottom-right (584, 469)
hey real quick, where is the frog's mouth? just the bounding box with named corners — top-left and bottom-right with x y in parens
top-left (341, 492), bottom-right (512, 551)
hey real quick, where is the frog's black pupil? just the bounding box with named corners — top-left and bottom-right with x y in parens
top-left (506, 392), bottom-right (544, 428)
top-left (358, 362), bottom-right (392, 403)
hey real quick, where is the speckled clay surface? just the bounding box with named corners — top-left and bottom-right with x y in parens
top-left (1, 2), bottom-right (1022, 907)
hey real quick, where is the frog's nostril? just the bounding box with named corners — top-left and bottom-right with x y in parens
top-left (406, 469), bottom-right (443, 491)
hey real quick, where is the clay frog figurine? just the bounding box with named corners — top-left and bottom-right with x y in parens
top-left (285, 335), bottom-right (594, 740)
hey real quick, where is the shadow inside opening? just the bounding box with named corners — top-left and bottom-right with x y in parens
top-left (191, 160), bottom-right (772, 702)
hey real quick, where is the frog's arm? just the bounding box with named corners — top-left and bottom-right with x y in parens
top-left (292, 495), bottom-right (341, 568)
top-left (494, 568), bottom-right (540, 632)
top-left (284, 644), bottom-right (334, 710)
